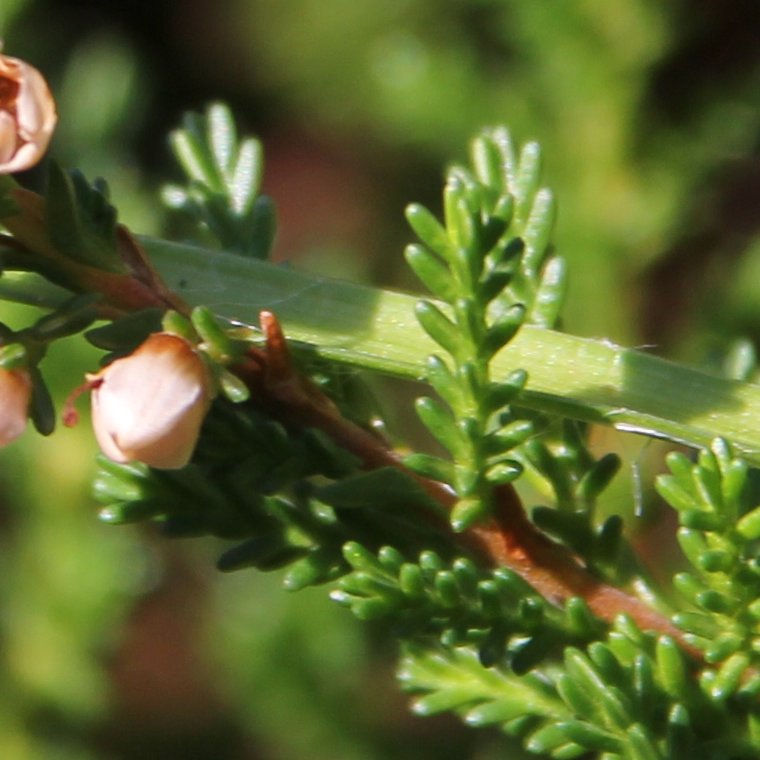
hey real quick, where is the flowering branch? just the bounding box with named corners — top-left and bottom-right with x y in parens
top-left (1, 55), bottom-right (758, 757)
top-left (0, 70), bottom-right (732, 654)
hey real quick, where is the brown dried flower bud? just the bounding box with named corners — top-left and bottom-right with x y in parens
top-left (89, 334), bottom-right (212, 469)
top-left (0, 367), bottom-right (31, 445)
top-left (0, 51), bottom-right (57, 173)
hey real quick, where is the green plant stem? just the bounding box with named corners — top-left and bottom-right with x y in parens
top-left (4, 235), bottom-right (760, 465)
top-left (144, 239), bottom-right (760, 465)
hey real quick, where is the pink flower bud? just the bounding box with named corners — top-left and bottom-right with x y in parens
top-left (89, 334), bottom-right (212, 469)
top-left (0, 367), bottom-right (31, 445)
top-left (0, 52), bottom-right (57, 173)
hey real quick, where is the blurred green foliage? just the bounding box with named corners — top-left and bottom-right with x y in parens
top-left (0, 0), bottom-right (758, 757)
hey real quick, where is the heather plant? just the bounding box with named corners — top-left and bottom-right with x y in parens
top-left (2, 41), bottom-right (760, 758)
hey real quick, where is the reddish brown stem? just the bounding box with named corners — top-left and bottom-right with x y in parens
top-left (470, 487), bottom-right (700, 657)
top-left (238, 311), bottom-right (701, 659)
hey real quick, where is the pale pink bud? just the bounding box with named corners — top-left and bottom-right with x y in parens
top-left (89, 334), bottom-right (212, 469)
top-left (0, 367), bottom-right (31, 445)
top-left (0, 52), bottom-right (57, 173)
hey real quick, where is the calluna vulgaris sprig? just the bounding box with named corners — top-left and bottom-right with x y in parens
top-left (1, 58), bottom-right (760, 759)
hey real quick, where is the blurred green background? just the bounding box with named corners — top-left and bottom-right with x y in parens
top-left (0, 1), bottom-right (759, 757)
